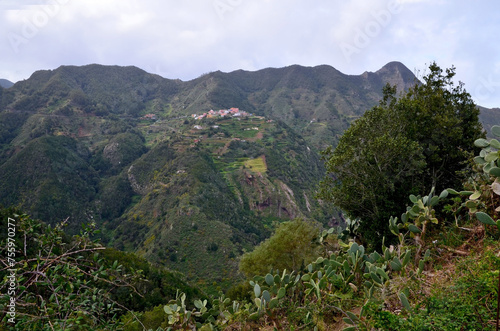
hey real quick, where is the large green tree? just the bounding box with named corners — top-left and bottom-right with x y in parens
top-left (319, 63), bottom-right (483, 249)
top-left (399, 63), bottom-right (483, 189)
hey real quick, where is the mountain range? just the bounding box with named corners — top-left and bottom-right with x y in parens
top-left (1, 61), bottom-right (498, 290)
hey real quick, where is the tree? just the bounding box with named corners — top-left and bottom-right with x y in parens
top-left (319, 87), bottom-right (426, 248)
top-left (399, 63), bottom-right (483, 189)
top-left (239, 219), bottom-right (320, 278)
top-left (319, 63), bottom-right (483, 249)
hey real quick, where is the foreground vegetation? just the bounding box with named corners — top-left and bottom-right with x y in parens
top-left (121, 123), bottom-right (500, 330)
top-left (3, 170), bottom-right (500, 330)
top-left (3, 122), bottom-right (500, 329)
top-left (0, 208), bottom-right (205, 330)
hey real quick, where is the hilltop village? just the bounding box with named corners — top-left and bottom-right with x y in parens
top-left (191, 107), bottom-right (252, 120)
top-left (141, 107), bottom-right (255, 122)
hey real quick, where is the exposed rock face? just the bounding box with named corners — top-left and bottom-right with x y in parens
top-left (127, 165), bottom-right (149, 195)
top-left (235, 168), bottom-right (303, 220)
top-left (374, 61), bottom-right (417, 93)
top-left (103, 142), bottom-right (121, 166)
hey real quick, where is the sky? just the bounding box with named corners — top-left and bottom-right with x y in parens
top-left (1, 0), bottom-right (499, 108)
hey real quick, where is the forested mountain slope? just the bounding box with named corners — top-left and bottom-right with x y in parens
top-left (1, 62), bottom-right (497, 288)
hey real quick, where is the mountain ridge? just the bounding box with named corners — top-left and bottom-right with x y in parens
top-left (2, 61), bottom-right (497, 290)
top-left (1, 61), bottom-right (420, 150)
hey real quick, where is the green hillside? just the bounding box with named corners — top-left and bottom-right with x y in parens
top-left (1, 62), bottom-right (500, 330)
top-left (102, 115), bottom-right (336, 290)
top-left (0, 62), bottom-right (417, 150)
top-left (0, 135), bottom-right (98, 233)
top-left (1, 62), bottom-right (499, 293)
top-left (1, 63), bottom-right (412, 289)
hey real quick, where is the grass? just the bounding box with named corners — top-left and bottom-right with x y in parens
top-left (215, 155), bottom-right (267, 174)
top-left (217, 118), bottom-right (264, 139)
top-left (244, 156), bottom-right (267, 173)
top-left (362, 229), bottom-right (500, 330)
top-left (218, 158), bottom-right (248, 173)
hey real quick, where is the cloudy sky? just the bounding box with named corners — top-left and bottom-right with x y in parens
top-left (1, 0), bottom-right (499, 107)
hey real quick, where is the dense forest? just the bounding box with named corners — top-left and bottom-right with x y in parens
top-left (2, 62), bottom-right (500, 330)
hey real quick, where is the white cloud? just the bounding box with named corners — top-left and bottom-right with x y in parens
top-left (0, 0), bottom-right (499, 107)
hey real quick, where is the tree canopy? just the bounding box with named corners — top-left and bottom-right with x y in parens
top-left (239, 219), bottom-right (321, 278)
top-left (319, 63), bottom-right (484, 249)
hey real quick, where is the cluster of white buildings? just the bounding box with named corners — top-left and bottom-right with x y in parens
top-left (191, 107), bottom-right (252, 120)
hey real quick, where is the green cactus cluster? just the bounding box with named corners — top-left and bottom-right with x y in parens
top-left (162, 290), bottom-right (242, 330)
top-left (336, 217), bottom-right (361, 242)
top-left (250, 269), bottom-right (300, 318)
top-left (162, 291), bottom-right (195, 328)
top-left (469, 126), bottom-right (500, 230)
top-left (402, 187), bottom-right (447, 236)
top-left (157, 224), bottom-right (434, 330)
top-left (474, 125), bottom-right (500, 176)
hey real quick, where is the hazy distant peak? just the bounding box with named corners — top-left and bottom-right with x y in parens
top-left (0, 78), bottom-right (14, 88)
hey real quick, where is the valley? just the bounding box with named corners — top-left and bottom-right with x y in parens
top-left (0, 62), bottom-right (419, 291)
top-left (1, 61), bottom-right (499, 298)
